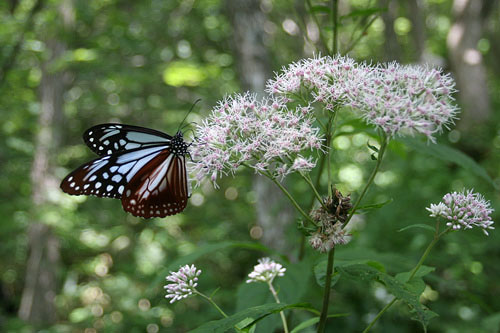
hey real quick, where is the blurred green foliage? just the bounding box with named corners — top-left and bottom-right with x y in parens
top-left (0, 0), bottom-right (499, 332)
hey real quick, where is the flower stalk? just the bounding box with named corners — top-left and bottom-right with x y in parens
top-left (344, 134), bottom-right (388, 228)
top-left (317, 247), bottom-right (335, 332)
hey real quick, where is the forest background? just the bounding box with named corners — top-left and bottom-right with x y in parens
top-left (0, 0), bottom-right (499, 332)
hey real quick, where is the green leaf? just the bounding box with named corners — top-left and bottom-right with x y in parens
top-left (291, 317), bottom-right (319, 333)
top-left (337, 264), bottom-right (436, 330)
top-left (314, 260), bottom-right (385, 288)
top-left (357, 198), bottom-right (393, 211)
top-left (367, 141), bottom-right (379, 152)
top-left (190, 303), bottom-right (311, 333)
top-left (314, 260), bottom-right (341, 288)
top-left (401, 265), bottom-right (436, 280)
top-left (400, 138), bottom-right (498, 190)
top-left (398, 224), bottom-right (435, 233)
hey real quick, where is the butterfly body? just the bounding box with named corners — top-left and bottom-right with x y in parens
top-left (60, 124), bottom-right (191, 218)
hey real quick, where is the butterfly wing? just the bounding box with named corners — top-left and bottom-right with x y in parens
top-left (60, 145), bottom-right (169, 199)
top-left (84, 123), bottom-right (172, 156)
top-left (122, 152), bottom-right (190, 218)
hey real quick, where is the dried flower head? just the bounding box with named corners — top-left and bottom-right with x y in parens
top-left (309, 223), bottom-right (349, 253)
top-left (426, 189), bottom-right (494, 235)
top-left (164, 264), bottom-right (201, 303)
top-left (246, 257), bottom-right (286, 284)
top-left (189, 93), bottom-right (322, 186)
top-left (309, 188), bottom-right (352, 252)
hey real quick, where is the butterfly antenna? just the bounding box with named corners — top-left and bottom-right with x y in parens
top-left (178, 99), bottom-right (201, 133)
top-left (180, 121), bottom-right (197, 131)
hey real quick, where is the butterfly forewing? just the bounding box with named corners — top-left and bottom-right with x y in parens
top-left (60, 145), bottom-right (168, 199)
top-left (84, 123), bottom-right (172, 156)
top-left (122, 152), bottom-right (189, 218)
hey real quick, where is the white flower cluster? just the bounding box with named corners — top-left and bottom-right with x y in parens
top-left (189, 93), bottom-right (322, 186)
top-left (246, 257), bottom-right (286, 284)
top-left (189, 55), bottom-right (459, 185)
top-left (267, 55), bottom-right (459, 142)
top-left (164, 264), bottom-right (201, 304)
top-left (427, 189), bottom-right (494, 235)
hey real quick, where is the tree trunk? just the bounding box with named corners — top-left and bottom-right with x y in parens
top-left (381, 0), bottom-right (402, 61)
top-left (18, 0), bottom-right (73, 322)
top-left (407, 0), bottom-right (426, 62)
top-left (447, 0), bottom-right (491, 130)
top-left (226, 0), bottom-right (294, 254)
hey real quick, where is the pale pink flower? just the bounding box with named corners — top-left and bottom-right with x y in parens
top-left (426, 189), bottom-right (494, 235)
top-left (164, 265), bottom-right (201, 304)
top-left (188, 93), bottom-right (322, 186)
top-left (267, 55), bottom-right (459, 142)
top-left (246, 257), bottom-right (286, 284)
top-left (351, 63), bottom-right (459, 142)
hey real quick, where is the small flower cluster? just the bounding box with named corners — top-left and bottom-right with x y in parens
top-left (309, 188), bottom-right (352, 253)
top-left (189, 93), bottom-right (322, 186)
top-left (352, 63), bottom-right (459, 142)
top-left (267, 55), bottom-right (459, 142)
top-left (164, 264), bottom-right (201, 303)
top-left (246, 257), bottom-right (286, 284)
top-left (426, 189), bottom-right (494, 235)
top-left (266, 55), bottom-right (363, 110)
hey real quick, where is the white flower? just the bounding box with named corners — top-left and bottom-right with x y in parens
top-left (189, 93), bottom-right (322, 186)
top-left (246, 258), bottom-right (286, 284)
top-left (164, 264), bottom-right (201, 304)
top-left (267, 55), bottom-right (459, 142)
top-left (351, 63), bottom-right (459, 142)
top-left (426, 189), bottom-right (494, 235)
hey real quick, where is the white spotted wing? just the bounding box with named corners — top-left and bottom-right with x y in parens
top-left (83, 123), bottom-right (172, 156)
top-left (61, 126), bottom-right (190, 218)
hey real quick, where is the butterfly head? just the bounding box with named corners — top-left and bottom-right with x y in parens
top-left (171, 131), bottom-right (189, 157)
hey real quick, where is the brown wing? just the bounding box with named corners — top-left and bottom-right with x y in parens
top-left (121, 151), bottom-right (189, 218)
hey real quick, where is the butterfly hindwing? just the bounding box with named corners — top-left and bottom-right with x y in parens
top-left (122, 152), bottom-right (189, 218)
top-left (84, 123), bottom-right (172, 156)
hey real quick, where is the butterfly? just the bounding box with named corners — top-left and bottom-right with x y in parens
top-left (60, 123), bottom-right (191, 218)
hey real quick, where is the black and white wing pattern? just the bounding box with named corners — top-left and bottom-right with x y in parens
top-left (61, 127), bottom-right (190, 218)
top-left (83, 123), bottom-right (172, 156)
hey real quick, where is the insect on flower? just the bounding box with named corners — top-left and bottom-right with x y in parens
top-left (60, 105), bottom-right (198, 218)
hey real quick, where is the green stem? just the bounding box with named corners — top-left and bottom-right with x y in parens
top-left (326, 116), bottom-right (333, 197)
top-left (241, 163), bottom-right (316, 225)
top-left (332, 0), bottom-right (338, 54)
top-left (362, 298), bottom-right (396, 333)
top-left (299, 153), bottom-right (328, 260)
top-left (344, 134), bottom-right (388, 228)
top-left (301, 173), bottom-right (327, 210)
top-left (306, 0), bottom-right (331, 54)
top-left (317, 247), bottom-right (335, 332)
top-left (195, 290), bottom-right (228, 318)
top-left (268, 175), bottom-right (317, 226)
top-left (344, 14), bottom-right (380, 54)
top-left (268, 282), bottom-right (289, 333)
top-left (362, 225), bottom-right (451, 332)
